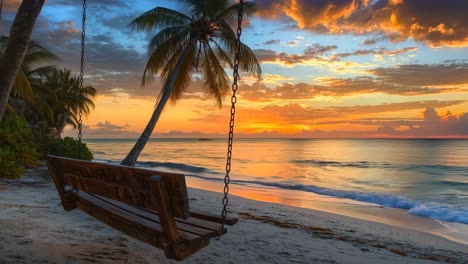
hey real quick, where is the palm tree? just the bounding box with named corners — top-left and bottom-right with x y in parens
top-left (0, 0), bottom-right (45, 122)
top-left (0, 36), bottom-right (58, 120)
top-left (43, 69), bottom-right (96, 136)
top-left (121, 0), bottom-right (261, 166)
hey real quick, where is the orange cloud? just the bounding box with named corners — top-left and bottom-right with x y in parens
top-left (255, 0), bottom-right (468, 47)
top-left (236, 77), bottom-right (455, 102)
top-left (254, 46), bottom-right (416, 66)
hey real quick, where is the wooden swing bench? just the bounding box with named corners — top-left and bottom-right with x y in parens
top-left (47, 155), bottom-right (237, 261)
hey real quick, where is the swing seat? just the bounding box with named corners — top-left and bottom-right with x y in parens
top-left (47, 155), bottom-right (237, 261)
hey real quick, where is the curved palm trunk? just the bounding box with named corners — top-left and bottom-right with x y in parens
top-left (0, 0), bottom-right (45, 122)
top-left (121, 40), bottom-right (197, 166)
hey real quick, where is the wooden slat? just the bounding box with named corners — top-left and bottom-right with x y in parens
top-left (140, 207), bottom-right (228, 235)
top-left (93, 195), bottom-right (226, 238)
top-left (74, 191), bottom-right (209, 261)
top-left (48, 156), bottom-right (190, 218)
top-left (190, 211), bottom-right (238, 226)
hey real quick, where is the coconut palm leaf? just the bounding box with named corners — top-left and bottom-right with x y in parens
top-left (43, 69), bottom-right (96, 133)
top-left (0, 35), bottom-right (59, 121)
top-left (214, 1), bottom-right (255, 21)
top-left (13, 69), bottom-right (34, 102)
top-left (130, 7), bottom-right (191, 31)
top-left (201, 42), bottom-right (230, 106)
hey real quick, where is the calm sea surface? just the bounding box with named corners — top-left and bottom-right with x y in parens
top-left (84, 138), bottom-right (468, 225)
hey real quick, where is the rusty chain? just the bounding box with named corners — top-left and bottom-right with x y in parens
top-left (218, 0), bottom-right (243, 238)
top-left (78, 0), bottom-right (87, 142)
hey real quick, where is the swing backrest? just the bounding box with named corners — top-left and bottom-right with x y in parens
top-left (48, 155), bottom-right (190, 218)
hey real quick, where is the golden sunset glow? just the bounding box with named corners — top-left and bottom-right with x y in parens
top-left (2, 0), bottom-right (467, 138)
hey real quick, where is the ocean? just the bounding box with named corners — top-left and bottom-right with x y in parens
top-left (85, 138), bottom-right (468, 226)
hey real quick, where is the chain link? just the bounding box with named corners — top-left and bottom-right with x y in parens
top-left (78, 0), bottom-right (87, 142)
top-left (218, 0), bottom-right (243, 238)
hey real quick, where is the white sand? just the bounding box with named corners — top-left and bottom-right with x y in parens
top-left (1, 166), bottom-right (467, 264)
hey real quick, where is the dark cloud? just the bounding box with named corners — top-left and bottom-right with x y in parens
top-left (370, 63), bottom-right (468, 87)
top-left (254, 46), bottom-right (416, 65)
top-left (304, 44), bottom-right (338, 57)
top-left (253, 49), bottom-right (278, 62)
top-left (330, 47), bottom-right (417, 61)
top-left (329, 100), bottom-right (465, 115)
top-left (237, 76), bottom-right (454, 102)
top-left (263, 39), bottom-right (281, 45)
top-left (360, 34), bottom-right (399, 45)
top-left (53, 0), bottom-right (128, 9)
top-left (81, 120), bottom-right (140, 138)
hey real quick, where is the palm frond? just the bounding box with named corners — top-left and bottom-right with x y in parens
top-left (142, 32), bottom-right (191, 85)
top-left (130, 7), bottom-right (191, 32)
top-left (200, 41), bottom-right (230, 107)
top-left (148, 26), bottom-right (189, 53)
top-left (27, 65), bottom-right (57, 78)
top-left (13, 69), bottom-right (34, 103)
top-left (29, 82), bottom-right (56, 122)
top-left (182, 0), bottom-right (230, 18)
top-left (217, 19), bottom-right (238, 52)
top-left (216, 20), bottom-right (261, 78)
top-left (24, 42), bottom-right (58, 62)
top-left (214, 1), bottom-right (255, 22)
top-left (239, 42), bottom-right (261, 77)
top-left (210, 39), bottom-right (233, 68)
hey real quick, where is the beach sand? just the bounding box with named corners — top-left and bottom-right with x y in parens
top-left (1, 166), bottom-right (467, 264)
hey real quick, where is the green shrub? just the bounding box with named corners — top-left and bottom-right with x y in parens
top-left (0, 112), bottom-right (39, 179)
top-left (39, 136), bottom-right (93, 161)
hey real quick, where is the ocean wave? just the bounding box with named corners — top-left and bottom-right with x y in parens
top-left (185, 174), bottom-right (468, 224)
top-left (291, 159), bottom-right (468, 175)
top-left (433, 180), bottom-right (468, 187)
top-left (135, 161), bottom-right (216, 174)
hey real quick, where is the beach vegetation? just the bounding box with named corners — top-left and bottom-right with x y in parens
top-left (0, 111), bottom-right (39, 179)
top-left (0, 36), bottom-right (58, 121)
top-left (36, 136), bottom-right (93, 161)
top-left (121, 0), bottom-right (261, 166)
top-left (0, 37), bottom-right (96, 177)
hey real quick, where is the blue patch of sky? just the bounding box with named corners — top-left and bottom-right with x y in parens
top-left (41, 4), bottom-right (81, 25)
top-left (415, 46), bottom-right (468, 65)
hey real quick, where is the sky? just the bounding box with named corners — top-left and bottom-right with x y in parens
top-left (2, 0), bottom-right (468, 138)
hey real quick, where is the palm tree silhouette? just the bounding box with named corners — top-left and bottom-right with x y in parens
top-left (122, 0), bottom-right (261, 166)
